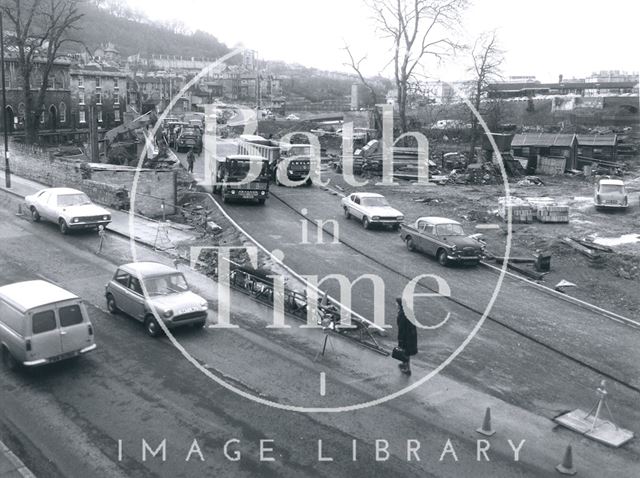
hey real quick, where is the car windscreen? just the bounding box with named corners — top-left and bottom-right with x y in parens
top-left (57, 193), bottom-right (92, 207)
top-left (361, 197), bottom-right (389, 207)
top-left (143, 273), bottom-right (189, 296)
top-left (436, 223), bottom-right (465, 236)
top-left (599, 184), bottom-right (624, 194)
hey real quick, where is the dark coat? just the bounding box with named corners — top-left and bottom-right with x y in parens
top-left (397, 306), bottom-right (418, 356)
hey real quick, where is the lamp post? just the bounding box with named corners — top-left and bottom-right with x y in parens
top-left (1, 12), bottom-right (11, 188)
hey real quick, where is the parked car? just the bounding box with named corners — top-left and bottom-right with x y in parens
top-left (0, 280), bottom-right (96, 369)
top-left (341, 192), bottom-right (404, 230)
top-left (594, 178), bottom-right (628, 209)
top-left (105, 262), bottom-right (209, 337)
top-left (25, 187), bottom-right (111, 234)
top-left (399, 217), bottom-right (485, 266)
top-left (286, 114), bottom-right (300, 121)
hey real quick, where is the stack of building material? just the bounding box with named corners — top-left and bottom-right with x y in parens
top-left (498, 197), bottom-right (533, 223)
top-left (536, 204), bottom-right (570, 223)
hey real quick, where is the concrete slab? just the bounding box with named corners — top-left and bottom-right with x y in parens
top-left (555, 409), bottom-right (635, 448)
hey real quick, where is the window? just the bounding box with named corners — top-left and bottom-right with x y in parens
top-left (114, 270), bottom-right (130, 286)
top-left (59, 305), bottom-right (84, 327)
top-left (114, 109), bottom-right (120, 121)
top-left (59, 102), bottom-right (66, 123)
top-left (47, 76), bottom-right (54, 89)
top-left (79, 110), bottom-right (86, 123)
top-left (95, 76), bottom-right (101, 88)
top-left (79, 92), bottom-right (85, 105)
top-left (32, 310), bottom-right (57, 334)
top-left (114, 94), bottom-right (120, 105)
top-left (129, 277), bottom-right (142, 295)
top-left (78, 75), bottom-right (84, 88)
top-left (97, 110), bottom-right (103, 122)
top-left (96, 92), bottom-right (102, 105)
top-left (40, 111), bottom-right (45, 124)
top-left (114, 77), bottom-right (119, 89)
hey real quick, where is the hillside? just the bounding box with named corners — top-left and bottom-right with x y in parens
top-left (68, 3), bottom-right (230, 59)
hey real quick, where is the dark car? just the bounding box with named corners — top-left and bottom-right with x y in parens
top-left (400, 217), bottom-right (485, 266)
top-left (176, 127), bottom-right (203, 153)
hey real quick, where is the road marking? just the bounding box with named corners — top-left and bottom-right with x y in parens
top-left (320, 372), bottom-right (326, 396)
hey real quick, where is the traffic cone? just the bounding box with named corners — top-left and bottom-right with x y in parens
top-left (556, 445), bottom-right (576, 475)
top-left (476, 407), bottom-right (495, 436)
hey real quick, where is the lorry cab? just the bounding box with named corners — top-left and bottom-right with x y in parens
top-left (215, 155), bottom-right (270, 204)
top-left (0, 280), bottom-right (96, 370)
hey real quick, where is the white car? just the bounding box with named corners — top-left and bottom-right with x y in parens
top-left (25, 187), bottom-right (111, 234)
top-left (341, 192), bottom-right (404, 230)
top-left (594, 178), bottom-right (628, 209)
top-left (286, 114), bottom-right (300, 121)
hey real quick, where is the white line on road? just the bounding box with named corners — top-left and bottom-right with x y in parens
top-left (320, 372), bottom-right (326, 396)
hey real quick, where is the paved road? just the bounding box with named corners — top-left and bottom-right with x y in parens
top-left (0, 191), bottom-right (570, 477)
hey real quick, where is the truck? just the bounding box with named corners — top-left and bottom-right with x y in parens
top-left (238, 135), bottom-right (312, 186)
top-left (399, 217), bottom-right (485, 266)
top-left (214, 154), bottom-right (271, 204)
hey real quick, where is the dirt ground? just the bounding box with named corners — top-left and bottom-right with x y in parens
top-left (328, 166), bottom-right (640, 318)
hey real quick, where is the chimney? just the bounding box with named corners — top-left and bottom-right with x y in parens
top-left (558, 74), bottom-right (563, 84)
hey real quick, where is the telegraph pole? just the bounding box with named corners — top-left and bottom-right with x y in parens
top-left (0, 13), bottom-right (11, 188)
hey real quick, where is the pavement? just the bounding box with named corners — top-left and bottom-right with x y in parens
top-left (0, 440), bottom-right (35, 478)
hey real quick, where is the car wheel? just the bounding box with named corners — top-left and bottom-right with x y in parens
top-left (106, 293), bottom-right (119, 314)
top-left (405, 237), bottom-right (415, 252)
top-left (59, 219), bottom-right (69, 235)
top-left (30, 207), bottom-right (41, 222)
top-left (2, 347), bottom-right (18, 371)
top-left (362, 217), bottom-right (371, 229)
top-left (437, 249), bottom-right (449, 267)
top-left (305, 178), bottom-right (313, 187)
top-left (144, 315), bottom-right (161, 338)
top-left (344, 207), bottom-right (351, 219)
top-left (257, 198), bottom-right (266, 205)
top-left (195, 319), bottom-right (207, 328)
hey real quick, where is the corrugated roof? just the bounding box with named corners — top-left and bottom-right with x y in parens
top-left (576, 134), bottom-right (618, 147)
top-left (511, 133), bottom-right (576, 147)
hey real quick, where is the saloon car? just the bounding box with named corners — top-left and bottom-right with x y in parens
top-left (176, 126), bottom-right (203, 153)
top-left (399, 217), bottom-right (485, 266)
top-left (105, 262), bottom-right (209, 337)
top-left (25, 188), bottom-right (111, 234)
top-left (594, 178), bottom-right (628, 209)
top-left (341, 192), bottom-right (404, 230)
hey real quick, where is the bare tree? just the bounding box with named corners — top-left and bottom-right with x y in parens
top-left (366, 0), bottom-right (467, 134)
top-left (467, 30), bottom-right (503, 160)
top-left (1, 0), bottom-right (84, 143)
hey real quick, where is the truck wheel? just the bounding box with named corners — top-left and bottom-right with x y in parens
top-left (344, 207), bottom-right (351, 219)
top-left (144, 315), bottom-right (161, 338)
top-left (305, 178), bottom-right (313, 186)
top-left (437, 249), bottom-right (449, 266)
top-left (405, 237), bottom-right (415, 252)
top-left (106, 293), bottom-right (119, 314)
top-left (59, 219), bottom-right (69, 235)
top-left (30, 207), bottom-right (41, 222)
top-left (362, 217), bottom-right (371, 229)
top-left (2, 346), bottom-right (18, 371)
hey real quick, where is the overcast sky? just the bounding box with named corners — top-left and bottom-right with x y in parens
top-left (127, 0), bottom-right (639, 82)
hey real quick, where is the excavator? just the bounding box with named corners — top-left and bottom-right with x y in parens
top-left (101, 111), bottom-right (177, 168)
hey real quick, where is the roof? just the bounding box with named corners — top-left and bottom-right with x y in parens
top-left (511, 133), bottom-right (576, 148)
top-left (576, 134), bottom-right (618, 147)
top-left (417, 217), bottom-right (461, 225)
top-left (222, 155), bottom-right (269, 161)
top-left (0, 280), bottom-right (78, 313)
top-left (598, 178), bottom-right (625, 185)
top-left (38, 187), bottom-right (84, 195)
top-left (354, 192), bottom-right (384, 198)
top-left (119, 262), bottom-right (178, 278)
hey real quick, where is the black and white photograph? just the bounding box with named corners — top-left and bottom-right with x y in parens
top-left (0, 0), bottom-right (638, 476)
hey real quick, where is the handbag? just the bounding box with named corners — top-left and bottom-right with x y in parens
top-left (392, 346), bottom-right (407, 362)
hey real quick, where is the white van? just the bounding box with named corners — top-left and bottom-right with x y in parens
top-left (0, 280), bottom-right (97, 369)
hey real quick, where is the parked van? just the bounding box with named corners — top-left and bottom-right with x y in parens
top-left (0, 280), bottom-right (96, 369)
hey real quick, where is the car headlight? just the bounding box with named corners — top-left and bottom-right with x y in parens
top-left (260, 191), bottom-right (265, 195)
top-left (162, 309), bottom-right (173, 318)
top-left (372, 216), bottom-right (380, 220)
top-left (451, 245), bottom-right (457, 251)
top-left (72, 217), bottom-right (79, 223)
top-left (200, 300), bottom-right (208, 309)
top-left (231, 190), bottom-right (236, 194)
top-left (103, 215), bottom-right (109, 221)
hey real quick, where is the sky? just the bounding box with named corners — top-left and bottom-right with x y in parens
top-left (126, 0), bottom-right (640, 82)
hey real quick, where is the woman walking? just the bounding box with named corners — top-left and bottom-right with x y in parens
top-left (396, 297), bottom-right (418, 375)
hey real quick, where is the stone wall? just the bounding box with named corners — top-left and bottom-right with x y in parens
top-left (1, 141), bottom-right (176, 217)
